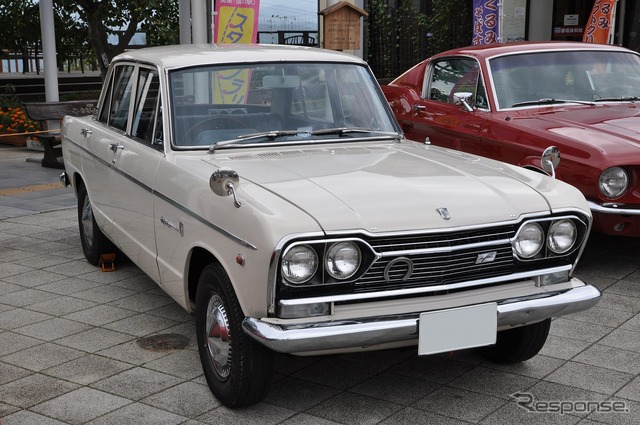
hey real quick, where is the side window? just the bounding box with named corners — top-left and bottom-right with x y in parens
top-left (428, 59), bottom-right (481, 106)
top-left (152, 104), bottom-right (163, 147)
top-left (131, 69), bottom-right (161, 146)
top-left (475, 77), bottom-right (489, 109)
top-left (98, 73), bottom-right (114, 124)
top-left (108, 65), bottom-right (135, 131)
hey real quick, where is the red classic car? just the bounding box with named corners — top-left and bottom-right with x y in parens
top-left (382, 41), bottom-right (640, 236)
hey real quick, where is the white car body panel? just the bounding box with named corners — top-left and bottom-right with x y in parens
top-left (60, 44), bottom-right (600, 406)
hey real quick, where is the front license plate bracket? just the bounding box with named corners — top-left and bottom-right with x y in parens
top-left (418, 303), bottom-right (497, 356)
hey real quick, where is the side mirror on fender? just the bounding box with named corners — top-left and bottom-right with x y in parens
top-left (210, 168), bottom-right (242, 208)
top-left (541, 146), bottom-right (560, 178)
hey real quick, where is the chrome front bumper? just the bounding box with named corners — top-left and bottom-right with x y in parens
top-left (588, 201), bottom-right (640, 215)
top-left (242, 285), bottom-right (601, 354)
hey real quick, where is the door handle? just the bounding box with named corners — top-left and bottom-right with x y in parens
top-left (109, 143), bottom-right (124, 153)
top-left (413, 105), bottom-right (426, 113)
top-left (81, 128), bottom-right (92, 137)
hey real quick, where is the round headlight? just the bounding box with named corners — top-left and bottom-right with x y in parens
top-left (548, 220), bottom-right (577, 254)
top-left (281, 245), bottom-right (318, 284)
top-left (325, 241), bottom-right (361, 280)
top-left (599, 167), bottom-right (628, 199)
top-left (514, 222), bottom-right (544, 258)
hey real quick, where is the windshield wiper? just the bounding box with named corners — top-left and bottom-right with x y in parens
top-left (310, 127), bottom-right (373, 135)
top-left (511, 98), bottom-right (596, 107)
top-left (594, 96), bottom-right (640, 102)
top-left (208, 127), bottom-right (400, 153)
top-left (236, 130), bottom-right (303, 141)
top-left (208, 130), bottom-right (302, 153)
top-left (312, 127), bottom-right (401, 139)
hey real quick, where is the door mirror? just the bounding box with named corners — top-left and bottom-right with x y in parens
top-left (453, 92), bottom-right (474, 112)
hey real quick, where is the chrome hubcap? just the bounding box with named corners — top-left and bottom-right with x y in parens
top-left (205, 294), bottom-right (232, 379)
top-left (80, 194), bottom-right (94, 248)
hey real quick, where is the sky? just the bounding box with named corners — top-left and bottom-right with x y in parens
top-left (257, 0), bottom-right (318, 31)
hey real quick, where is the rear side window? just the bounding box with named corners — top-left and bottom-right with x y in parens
top-left (131, 68), bottom-right (161, 145)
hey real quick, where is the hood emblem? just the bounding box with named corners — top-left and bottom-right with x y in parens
top-left (436, 208), bottom-right (450, 220)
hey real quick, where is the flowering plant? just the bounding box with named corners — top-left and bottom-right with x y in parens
top-left (0, 107), bottom-right (39, 134)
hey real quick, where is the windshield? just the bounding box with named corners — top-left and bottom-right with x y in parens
top-left (169, 62), bottom-right (398, 148)
top-left (489, 50), bottom-right (640, 109)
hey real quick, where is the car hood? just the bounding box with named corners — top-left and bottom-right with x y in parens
top-left (202, 141), bottom-right (569, 233)
top-left (511, 104), bottom-right (640, 160)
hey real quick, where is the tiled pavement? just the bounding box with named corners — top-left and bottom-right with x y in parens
top-left (1, 144), bottom-right (639, 424)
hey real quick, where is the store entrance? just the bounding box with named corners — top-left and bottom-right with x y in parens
top-left (552, 0), bottom-right (595, 41)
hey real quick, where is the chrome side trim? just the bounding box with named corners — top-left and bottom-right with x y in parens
top-left (243, 284), bottom-right (601, 354)
top-left (588, 201), bottom-right (640, 216)
top-left (278, 265), bottom-right (572, 306)
top-left (65, 137), bottom-right (257, 250)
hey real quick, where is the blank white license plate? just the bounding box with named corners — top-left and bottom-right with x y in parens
top-left (418, 303), bottom-right (497, 356)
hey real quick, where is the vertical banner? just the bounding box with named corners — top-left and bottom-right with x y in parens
top-left (214, 0), bottom-right (260, 43)
top-left (213, 0), bottom-right (260, 104)
top-left (583, 0), bottom-right (616, 44)
top-left (472, 0), bottom-right (500, 45)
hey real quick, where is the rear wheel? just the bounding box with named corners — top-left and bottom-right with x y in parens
top-left (195, 263), bottom-right (274, 407)
top-left (77, 181), bottom-right (116, 266)
top-left (476, 319), bottom-right (551, 363)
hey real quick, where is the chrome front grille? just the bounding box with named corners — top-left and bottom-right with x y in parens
top-left (355, 226), bottom-right (516, 293)
top-left (369, 227), bottom-right (514, 253)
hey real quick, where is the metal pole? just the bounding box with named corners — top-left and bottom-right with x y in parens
top-left (180, 0), bottom-right (191, 44)
top-left (617, 0), bottom-right (626, 46)
top-left (192, 0), bottom-right (208, 43)
top-left (38, 0), bottom-right (60, 131)
top-left (608, 0), bottom-right (619, 45)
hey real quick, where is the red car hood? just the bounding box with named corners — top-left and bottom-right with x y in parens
top-left (509, 104), bottom-right (640, 160)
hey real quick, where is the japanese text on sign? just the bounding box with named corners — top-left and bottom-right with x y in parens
top-left (472, 0), bottom-right (500, 45)
top-left (213, 0), bottom-right (260, 104)
top-left (582, 0), bottom-right (615, 44)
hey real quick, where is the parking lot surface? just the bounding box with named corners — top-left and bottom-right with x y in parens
top-left (1, 145), bottom-right (639, 424)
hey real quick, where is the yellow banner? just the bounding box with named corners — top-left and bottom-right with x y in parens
top-left (216, 6), bottom-right (257, 44)
top-left (213, 2), bottom-right (260, 104)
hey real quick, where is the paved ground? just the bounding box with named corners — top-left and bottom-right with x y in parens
top-left (0, 144), bottom-right (639, 424)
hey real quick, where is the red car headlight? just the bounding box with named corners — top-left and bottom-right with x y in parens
top-left (599, 167), bottom-right (629, 199)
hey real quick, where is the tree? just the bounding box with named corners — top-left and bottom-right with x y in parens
top-left (58, 0), bottom-right (179, 76)
top-left (53, 3), bottom-right (94, 72)
top-left (426, 0), bottom-right (473, 56)
top-left (0, 1), bottom-right (179, 76)
top-left (0, 0), bottom-right (40, 73)
top-left (365, 0), bottom-right (473, 80)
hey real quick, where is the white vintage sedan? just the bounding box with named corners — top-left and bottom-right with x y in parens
top-left (61, 44), bottom-right (601, 407)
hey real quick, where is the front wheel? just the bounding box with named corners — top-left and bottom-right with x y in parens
top-left (476, 318), bottom-right (551, 363)
top-left (195, 263), bottom-right (274, 407)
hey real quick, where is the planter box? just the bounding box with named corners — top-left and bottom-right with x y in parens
top-left (26, 137), bottom-right (44, 151)
top-left (0, 130), bottom-right (27, 146)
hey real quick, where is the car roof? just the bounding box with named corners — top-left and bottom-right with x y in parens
top-left (112, 43), bottom-right (366, 70)
top-left (434, 41), bottom-right (636, 60)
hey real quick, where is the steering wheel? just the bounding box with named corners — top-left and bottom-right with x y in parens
top-left (183, 115), bottom-right (247, 143)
